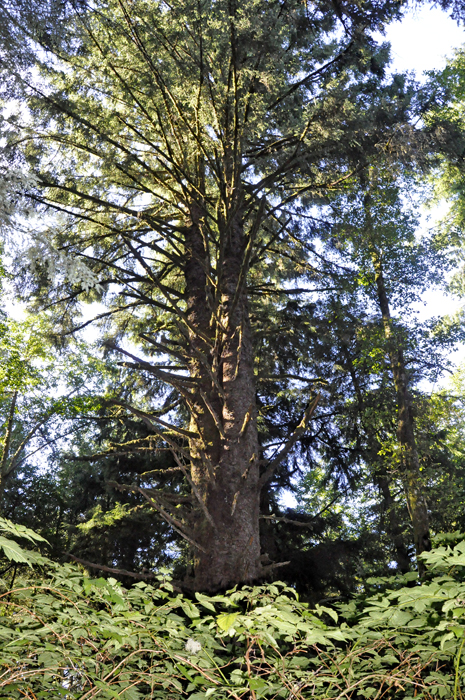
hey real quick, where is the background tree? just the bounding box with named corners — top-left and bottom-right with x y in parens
top-left (267, 165), bottom-right (456, 588)
top-left (324, 169), bottom-right (441, 564)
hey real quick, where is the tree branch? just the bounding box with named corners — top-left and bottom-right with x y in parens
top-left (111, 399), bottom-right (198, 440)
top-left (109, 481), bottom-right (207, 553)
top-left (259, 393), bottom-right (321, 487)
top-left (106, 342), bottom-right (198, 394)
top-left (66, 553), bottom-right (158, 581)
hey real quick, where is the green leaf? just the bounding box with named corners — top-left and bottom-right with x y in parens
top-left (0, 535), bottom-right (35, 565)
top-left (315, 604), bottom-right (338, 623)
top-left (389, 610), bottom-right (413, 627)
top-left (440, 631), bottom-right (455, 649)
top-left (195, 593), bottom-right (217, 613)
top-left (216, 612), bottom-right (239, 632)
top-left (0, 518), bottom-right (49, 545)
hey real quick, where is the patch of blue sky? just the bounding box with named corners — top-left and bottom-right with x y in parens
top-left (381, 4), bottom-right (465, 77)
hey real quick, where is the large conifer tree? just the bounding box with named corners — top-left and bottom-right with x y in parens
top-left (1, 0), bottom-right (444, 589)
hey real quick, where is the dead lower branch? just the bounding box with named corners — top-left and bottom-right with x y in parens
top-left (66, 554), bottom-right (157, 581)
top-left (109, 481), bottom-right (207, 553)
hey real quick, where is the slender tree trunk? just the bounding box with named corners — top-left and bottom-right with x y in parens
top-left (372, 257), bottom-right (431, 567)
top-left (184, 203), bottom-right (261, 591)
top-left (0, 391), bottom-right (17, 510)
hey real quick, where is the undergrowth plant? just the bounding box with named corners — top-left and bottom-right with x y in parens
top-left (0, 519), bottom-right (464, 698)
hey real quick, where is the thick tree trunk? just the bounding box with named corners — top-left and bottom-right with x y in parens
top-left (184, 205), bottom-right (261, 591)
top-left (373, 258), bottom-right (431, 566)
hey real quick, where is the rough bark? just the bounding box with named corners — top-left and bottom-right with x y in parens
top-left (184, 203), bottom-right (261, 591)
top-left (0, 391), bottom-right (17, 510)
top-left (375, 470), bottom-right (411, 573)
